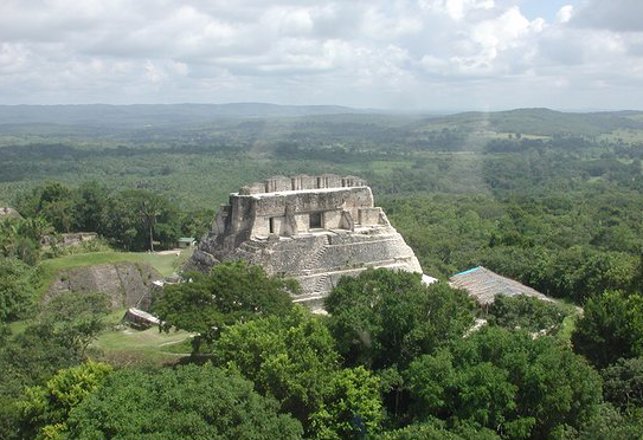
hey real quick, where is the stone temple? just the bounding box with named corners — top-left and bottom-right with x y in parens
top-left (189, 174), bottom-right (423, 309)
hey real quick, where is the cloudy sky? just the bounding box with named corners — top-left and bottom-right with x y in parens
top-left (1, 0), bottom-right (642, 110)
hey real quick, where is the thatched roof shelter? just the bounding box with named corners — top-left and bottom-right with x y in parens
top-left (449, 266), bottom-right (552, 306)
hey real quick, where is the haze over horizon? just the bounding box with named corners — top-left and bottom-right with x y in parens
top-left (2, 0), bottom-right (643, 111)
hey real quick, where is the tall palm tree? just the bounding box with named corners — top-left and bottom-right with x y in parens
top-left (138, 196), bottom-right (163, 252)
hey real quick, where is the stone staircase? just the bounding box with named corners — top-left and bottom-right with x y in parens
top-left (312, 273), bottom-right (330, 295)
top-left (303, 240), bottom-right (329, 272)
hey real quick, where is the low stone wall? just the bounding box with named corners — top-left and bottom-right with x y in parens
top-left (240, 174), bottom-right (367, 195)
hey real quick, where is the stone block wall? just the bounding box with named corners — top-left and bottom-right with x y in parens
top-left (294, 214), bottom-right (309, 233)
top-left (241, 174), bottom-right (367, 195)
top-left (291, 174), bottom-right (318, 190)
top-left (323, 210), bottom-right (342, 229)
top-left (358, 207), bottom-right (383, 226)
top-left (265, 175), bottom-right (291, 193)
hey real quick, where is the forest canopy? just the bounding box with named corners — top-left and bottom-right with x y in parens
top-left (0, 108), bottom-right (641, 439)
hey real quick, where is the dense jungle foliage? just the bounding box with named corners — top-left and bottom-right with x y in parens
top-left (0, 106), bottom-right (641, 439)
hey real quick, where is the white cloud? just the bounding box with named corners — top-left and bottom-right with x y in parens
top-left (361, 4), bottom-right (423, 39)
top-left (465, 7), bottom-right (533, 69)
top-left (416, 5), bottom-right (543, 77)
top-left (262, 7), bottom-right (314, 36)
top-left (556, 5), bottom-right (573, 24)
top-left (420, 0), bottom-right (495, 21)
top-left (0, 0), bottom-right (642, 109)
top-left (0, 43), bottom-right (30, 74)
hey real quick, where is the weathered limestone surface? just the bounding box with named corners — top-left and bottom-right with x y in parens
top-left (45, 262), bottom-right (163, 310)
top-left (189, 175), bottom-right (422, 309)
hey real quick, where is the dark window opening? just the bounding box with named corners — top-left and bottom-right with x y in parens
top-left (269, 217), bottom-right (275, 234)
top-left (309, 212), bottom-right (322, 229)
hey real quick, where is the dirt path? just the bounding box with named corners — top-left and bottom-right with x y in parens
top-left (155, 249), bottom-right (183, 255)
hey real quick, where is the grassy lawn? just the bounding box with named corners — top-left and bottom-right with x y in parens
top-left (93, 328), bottom-right (193, 365)
top-left (8, 308), bottom-right (194, 365)
top-left (93, 310), bottom-right (194, 365)
top-left (38, 250), bottom-right (183, 277)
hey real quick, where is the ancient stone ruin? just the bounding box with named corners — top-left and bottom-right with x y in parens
top-left (189, 174), bottom-right (423, 309)
top-left (45, 262), bottom-right (163, 310)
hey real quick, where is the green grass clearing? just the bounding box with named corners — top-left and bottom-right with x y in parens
top-left (7, 307), bottom-right (193, 365)
top-left (38, 251), bottom-right (182, 276)
top-left (491, 132), bottom-right (551, 141)
top-left (599, 128), bottom-right (643, 143)
top-left (93, 322), bottom-right (194, 366)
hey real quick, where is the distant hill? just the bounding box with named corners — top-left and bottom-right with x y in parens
top-left (1, 104), bottom-right (642, 141)
top-left (0, 103), bottom-right (365, 128)
top-left (414, 108), bottom-right (643, 136)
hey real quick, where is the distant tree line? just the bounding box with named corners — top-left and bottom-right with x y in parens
top-left (1, 181), bottom-right (213, 263)
top-left (383, 188), bottom-right (642, 305)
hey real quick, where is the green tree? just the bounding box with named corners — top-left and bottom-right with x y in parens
top-left (72, 181), bottom-right (109, 233)
top-left (377, 421), bottom-right (463, 440)
top-left (214, 306), bottom-right (384, 439)
top-left (64, 364), bottom-right (303, 440)
top-left (0, 218), bottom-right (41, 264)
top-left (325, 269), bottom-right (475, 370)
top-left (0, 258), bottom-right (35, 322)
top-left (572, 290), bottom-right (643, 368)
top-left (178, 208), bottom-right (215, 238)
top-left (213, 306), bottom-right (339, 430)
top-left (309, 366), bottom-right (383, 440)
top-left (37, 182), bottom-right (75, 233)
top-left (560, 404), bottom-right (643, 440)
top-left (137, 192), bottom-right (163, 252)
top-left (0, 219), bottom-right (20, 257)
top-left (36, 292), bottom-right (110, 357)
top-left (0, 324), bottom-right (86, 440)
top-left (17, 216), bottom-right (54, 245)
top-left (487, 295), bottom-right (570, 335)
top-left (405, 327), bottom-right (603, 440)
top-left (104, 189), bottom-right (180, 251)
top-left (153, 261), bottom-right (295, 353)
top-left (377, 419), bottom-right (500, 440)
top-left (601, 356), bottom-right (643, 411)
top-left (102, 193), bottom-right (141, 250)
top-left (406, 350), bottom-right (522, 437)
top-left (20, 361), bottom-right (112, 440)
